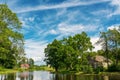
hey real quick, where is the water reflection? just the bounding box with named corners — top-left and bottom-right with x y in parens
top-left (18, 71), bottom-right (33, 80)
top-left (0, 71), bottom-right (120, 80)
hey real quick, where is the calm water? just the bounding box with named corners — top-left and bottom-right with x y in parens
top-left (0, 71), bottom-right (120, 80)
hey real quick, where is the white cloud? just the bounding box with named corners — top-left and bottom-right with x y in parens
top-left (91, 9), bottom-right (112, 18)
top-left (25, 17), bottom-right (35, 22)
top-left (55, 22), bottom-right (99, 39)
top-left (109, 0), bottom-right (120, 16)
top-left (58, 23), bottom-right (98, 33)
top-left (25, 39), bottom-right (48, 65)
top-left (90, 37), bottom-right (102, 51)
top-left (56, 8), bottom-right (67, 17)
top-left (107, 24), bottom-right (120, 30)
top-left (58, 23), bottom-right (84, 33)
top-left (110, 0), bottom-right (120, 6)
top-left (49, 29), bottom-right (57, 35)
top-left (15, 0), bottom-right (110, 13)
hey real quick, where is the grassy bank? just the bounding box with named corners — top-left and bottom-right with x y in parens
top-left (0, 66), bottom-right (54, 74)
top-left (0, 66), bottom-right (120, 75)
top-left (33, 66), bottom-right (55, 72)
top-left (0, 67), bottom-right (31, 74)
top-left (0, 69), bottom-right (18, 74)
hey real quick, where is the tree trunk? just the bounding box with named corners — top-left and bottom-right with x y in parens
top-left (55, 67), bottom-right (58, 72)
top-left (105, 38), bottom-right (109, 68)
top-left (115, 41), bottom-right (118, 66)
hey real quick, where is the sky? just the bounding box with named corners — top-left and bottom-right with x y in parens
top-left (0, 0), bottom-right (120, 65)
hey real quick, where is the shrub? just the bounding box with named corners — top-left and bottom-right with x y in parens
top-left (94, 66), bottom-right (104, 74)
top-left (83, 65), bottom-right (94, 74)
top-left (108, 64), bottom-right (120, 72)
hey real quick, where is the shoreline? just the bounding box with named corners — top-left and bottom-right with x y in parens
top-left (0, 68), bottom-right (120, 75)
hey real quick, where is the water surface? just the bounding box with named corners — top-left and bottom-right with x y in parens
top-left (0, 71), bottom-right (120, 80)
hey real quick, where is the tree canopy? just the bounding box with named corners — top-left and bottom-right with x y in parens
top-left (44, 32), bottom-right (93, 71)
top-left (0, 4), bottom-right (24, 68)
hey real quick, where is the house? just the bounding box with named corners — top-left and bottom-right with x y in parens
top-left (21, 64), bottom-right (30, 69)
top-left (88, 55), bottom-right (112, 69)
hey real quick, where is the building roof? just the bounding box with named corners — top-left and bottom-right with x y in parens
top-left (94, 55), bottom-right (106, 62)
top-left (21, 64), bottom-right (30, 68)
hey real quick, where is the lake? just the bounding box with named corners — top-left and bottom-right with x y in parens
top-left (0, 71), bottom-right (120, 80)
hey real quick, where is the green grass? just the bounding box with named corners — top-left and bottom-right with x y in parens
top-left (0, 66), bottom-right (120, 75)
top-left (0, 67), bottom-right (30, 74)
top-left (0, 69), bottom-right (18, 74)
top-left (34, 66), bottom-right (55, 72)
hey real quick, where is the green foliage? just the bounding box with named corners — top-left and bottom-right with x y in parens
top-left (96, 27), bottom-right (120, 69)
top-left (108, 29), bottom-right (120, 66)
top-left (0, 4), bottom-right (24, 68)
top-left (108, 64), bottom-right (120, 72)
top-left (28, 58), bottom-right (34, 68)
top-left (44, 39), bottom-right (63, 71)
top-left (44, 32), bottom-right (93, 72)
top-left (83, 65), bottom-right (94, 74)
top-left (94, 66), bottom-right (104, 74)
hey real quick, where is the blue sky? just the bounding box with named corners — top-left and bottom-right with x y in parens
top-left (0, 0), bottom-right (120, 65)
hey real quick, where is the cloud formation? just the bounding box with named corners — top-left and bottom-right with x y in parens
top-left (90, 37), bottom-right (102, 51)
top-left (14, 0), bottom-right (110, 13)
top-left (109, 0), bottom-right (120, 16)
top-left (107, 24), bottom-right (120, 30)
top-left (25, 39), bottom-right (48, 65)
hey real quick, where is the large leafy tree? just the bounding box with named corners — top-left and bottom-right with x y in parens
top-left (96, 32), bottom-right (109, 68)
top-left (97, 27), bottom-right (120, 67)
top-left (0, 4), bottom-right (24, 68)
top-left (72, 32), bottom-right (93, 64)
top-left (44, 39), bottom-right (63, 71)
top-left (108, 28), bottom-right (120, 65)
top-left (44, 32), bottom-right (93, 71)
top-left (61, 32), bottom-right (93, 70)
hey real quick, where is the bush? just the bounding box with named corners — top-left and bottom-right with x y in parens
top-left (73, 65), bottom-right (81, 72)
top-left (108, 64), bottom-right (120, 72)
top-left (0, 67), bottom-right (5, 71)
top-left (94, 66), bottom-right (104, 74)
top-left (83, 65), bottom-right (94, 74)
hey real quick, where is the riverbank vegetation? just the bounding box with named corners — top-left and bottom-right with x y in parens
top-left (45, 27), bottom-right (120, 74)
top-left (0, 4), bottom-right (25, 68)
top-left (0, 4), bottom-right (34, 70)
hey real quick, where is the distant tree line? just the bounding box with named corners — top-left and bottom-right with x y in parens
top-left (44, 27), bottom-right (120, 73)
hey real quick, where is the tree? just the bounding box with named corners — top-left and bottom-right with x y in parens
top-left (62, 45), bottom-right (78, 70)
top-left (108, 28), bottom-right (120, 65)
top-left (28, 58), bottom-right (34, 68)
top-left (61, 32), bottom-right (93, 70)
top-left (44, 39), bottom-right (63, 71)
top-left (96, 32), bottom-right (109, 68)
top-left (44, 32), bottom-right (93, 71)
top-left (0, 4), bottom-right (24, 68)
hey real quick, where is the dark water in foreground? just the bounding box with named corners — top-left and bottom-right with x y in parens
top-left (0, 71), bottom-right (120, 80)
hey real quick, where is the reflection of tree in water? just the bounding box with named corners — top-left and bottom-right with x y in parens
top-left (0, 73), bottom-right (16, 80)
top-left (19, 71), bottom-right (33, 80)
top-left (51, 73), bottom-right (75, 80)
top-left (0, 72), bottom-right (34, 80)
top-left (7, 73), bottom-right (16, 80)
top-left (103, 76), bottom-right (109, 80)
top-left (51, 73), bottom-right (110, 80)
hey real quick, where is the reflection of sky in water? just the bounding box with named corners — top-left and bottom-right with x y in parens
top-left (16, 71), bottom-right (53, 80)
top-left (33, 71), bottom-right (52, 80)
top-left (0, 71), bottom-right (120, 80)
top-left (0, 71), bottom-right (53, 80)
